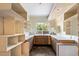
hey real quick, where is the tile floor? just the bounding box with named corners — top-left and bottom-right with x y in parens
top-left (30, 45), bottom-right (56, 56)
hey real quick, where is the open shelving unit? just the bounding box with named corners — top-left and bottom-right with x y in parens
top-left (64, 4), bottom-right (79, 36)
top-left (64, 4), bottom-right (79, 55)
top-left (0, 3), bottom-right (28, 56)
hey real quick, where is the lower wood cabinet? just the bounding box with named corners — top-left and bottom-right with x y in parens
top-left (51, 37), bottom-right (58, 53)
top-left (21, 41), bottom-right (29, 56)
top-left (27, 38), bottom-right (33, 51)
top-left (33, 36), bottom-right (51, 45)
top-left (0, 51), bottom-right (11, 56)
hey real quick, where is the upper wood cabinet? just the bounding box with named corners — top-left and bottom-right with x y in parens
top-left (0, 3), bottom-right (27, 35)
top-left (48, 3), bottom-right (75, 34)
top-left (0, 3), bottom-right (27, 56)
top-left (64, 4), bottom-right (79, 36)
top-left (0, 3), bottom-right (27, 19)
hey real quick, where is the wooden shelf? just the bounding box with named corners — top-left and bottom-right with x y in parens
top-left (0, 34), bottom-right (24, 37)
top-left (64, 4), bottom-right (79, 55)
top-left (0, 3), bottom-right (27, 56)
top-left (64, 4), bottom-right (79, 20)
top-left (18, 35), bottom-right (25, 42)
top-left (7, 42), bottom-right (23, 51)
top-left (0, 34), bottom-right (25, 51)
top-left (64, 4), bottom-right (79, 36)
top-left (0, 3), bottom-right (27, 19)
top-left (8, 36), bottom-right (18, 46)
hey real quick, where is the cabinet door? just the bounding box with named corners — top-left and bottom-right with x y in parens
top-left (21, 42), bottom-right (29, 56)
top-left (4, 16), bottom-right (16, 35)
top-left (51, 38), bottom-right (57, 52)
top-left (28, 38), bottom-right (33, 51)
top-left (0, 51), bottom-right (11, 56)
top-left (58, 45), bottom-right (78, 56)
top-left (0, 17), bottom-right (3, 35)
top-left (11, 45), bottom-right (21, 56)
top-left (33, 36), bottom-right (49, 45)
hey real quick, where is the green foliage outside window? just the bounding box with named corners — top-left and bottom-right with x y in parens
top-left (36, 23), bottom-right (48, 31)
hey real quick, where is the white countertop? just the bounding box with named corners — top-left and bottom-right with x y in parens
top-left (51, 35), bottom-right (78, 42)
top-left (25, 35), bottom-right (34, 40)
top-left (25, 34), bottom-right (78, 42)
top-left (25, 34), bottom-right (50, 40)
top-left (34, 34), bottom-right (50, 36)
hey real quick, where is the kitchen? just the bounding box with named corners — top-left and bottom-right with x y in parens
top-left (0, 3), bottom-right (78, 56)
top-left (22, 3), bottom-right (78, 56)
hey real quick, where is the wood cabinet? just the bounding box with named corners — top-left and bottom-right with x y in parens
top-left (64, 14), bottom-right (78, 35)
top-left (64, 4), bottom-right (79, 36)
top-left (0, 34), bottom-right (25, 56)
top-left (0, 3), bottom-right (27, 56)
top-left (64, 19), bottom-right (72, 35)
top-left (33, 36), bottom-right (51, 45)
top-left (51, 37), bottom-right (58, 53)
top-left (0, 51), bottom-right (11, 56)
top-left (21, 41), bottom-right (29, 56)
top-left (64, 4), bottom-right (79, 55)
top-left (27, 38), bottom-right (33, 51)
top-left (11, 45), bottom-right (22, 56)
top-left (0, 17), bottom-right (3, 35)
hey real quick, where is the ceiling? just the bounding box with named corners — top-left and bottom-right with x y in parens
top-left (21, 3), bottom-right (53, 16)
top-left (48, 3), bottom-right (75, 20)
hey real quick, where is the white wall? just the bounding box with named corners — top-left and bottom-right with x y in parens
top-left (56, 14), bottom-right (64, 34)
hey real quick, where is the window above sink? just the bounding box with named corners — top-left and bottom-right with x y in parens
top-left (36, 23), bottom-right (49, 34)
